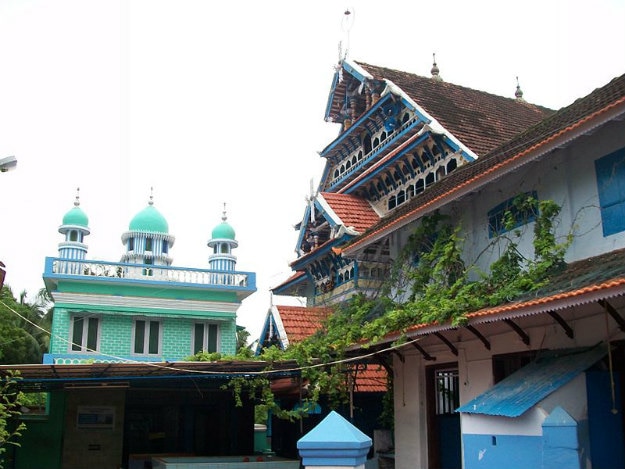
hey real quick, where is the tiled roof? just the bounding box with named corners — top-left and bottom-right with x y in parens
top-left (321, 192), bottom-right (380, 233)
top-left (356, 61), bottom-right (554, 156)
top-left (275, 305), bottom-right (387, 392)
top-left (352, 366), bottom-right (388, 393)
top-left (345, 72), bottom-right (625, 255)
top-left (403, 248), bottom-right (625, 336)
top-left (276, 305), bottom-right (332, 343)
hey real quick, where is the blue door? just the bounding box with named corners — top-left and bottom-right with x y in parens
top-left (586, 370), bottom-right (624, 469)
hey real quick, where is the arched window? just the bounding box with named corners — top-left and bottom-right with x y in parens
top-left (363, 134), bottom-right (372, 155)
top-left (388, 196), bottom-right (397, 210)
top-left (416, 179), bottom-right (425, 194)
top-left (447, 158), bottom-right (458, 173)
top-left (397, 190), bottom-right (406, 205)
top-left (425, 172), bottom-right (435, 187)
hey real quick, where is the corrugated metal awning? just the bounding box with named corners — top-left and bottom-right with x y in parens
top-left (0, 360), bottom-right (302, 392)
top-left (456, 344), bottom-right (608, 417)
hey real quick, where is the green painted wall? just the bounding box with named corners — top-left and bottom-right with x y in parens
top-left (50, 308), bottom-right (238, 360)
top-left (14, 391), bottom-right (66, 469)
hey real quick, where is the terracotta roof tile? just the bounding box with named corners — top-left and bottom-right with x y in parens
top-left (356, 61), bottom-right (554, 156)
top-left (321, 192), bottom-right (380, 233)
top-left (346, 73), bottom-right (625, 254)
top-left (275, 305), bottom-right (388, 392)
top-left (275, 305), bottom-right (332, 343)
top-left (352, 367), bottom-right (388, 393)
top-left (402, 248), bottom-right (625, 335)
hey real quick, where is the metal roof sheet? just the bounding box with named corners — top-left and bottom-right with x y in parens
top-left (456, 344), bottom-right (608, 417)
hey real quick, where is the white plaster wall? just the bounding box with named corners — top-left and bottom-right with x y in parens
top-left (391, 120), bottom-right (625, 279)
top-left (388, 117), bottom-right (625, 468)
top-left (393, 351), bottom-right (428, 469)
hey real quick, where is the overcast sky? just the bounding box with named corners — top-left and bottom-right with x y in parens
top-left (1, 0), bottom-right (624, 342)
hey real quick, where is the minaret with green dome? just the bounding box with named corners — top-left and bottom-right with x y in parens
top-left (44, 191), bottom-right (256, 366)
top-left (208, 203), bottom-right (238, 273)
top-left (121, 188), bottom-right (175, 267)
top-left (58, 188), bottom-right (90, 261)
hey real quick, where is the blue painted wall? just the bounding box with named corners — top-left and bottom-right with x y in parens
top-left (462, 434), bottom-right (541, 469)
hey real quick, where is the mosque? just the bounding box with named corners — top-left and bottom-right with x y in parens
top-left (43, 189), bottom-right (256, 364)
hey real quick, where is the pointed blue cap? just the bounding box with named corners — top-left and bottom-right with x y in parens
top-left (297, 411), bottom-right (372, 466)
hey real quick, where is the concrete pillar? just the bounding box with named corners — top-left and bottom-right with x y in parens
top-left (542, 406), bottom-right (580, 469)
top-left (297, 411), bottom-right (372, 469)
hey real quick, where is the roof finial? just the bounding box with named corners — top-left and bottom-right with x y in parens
top-left (222, 202), bottom-right (227, 222)
top-left (149, 186), bottom-right (154, 206)
top-left (74, 187), bottom-right (81, 207)
top-left (431, 53), bottom-right (442, 81)
top-left (515, 76), bottom-right (525, 101)
top-left (339, 7), bottom-right (354, 61)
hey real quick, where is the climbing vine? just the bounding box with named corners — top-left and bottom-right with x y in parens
top-left (191, 196), bottom-right (574, 426)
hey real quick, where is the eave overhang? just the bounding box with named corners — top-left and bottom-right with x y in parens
top-left (342, 97), bottom-right (625, 257)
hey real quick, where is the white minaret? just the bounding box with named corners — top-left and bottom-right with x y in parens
top-left (58, 188), bottom-right (90, 261)
top-left (207, 203), bottom-right (238, 272)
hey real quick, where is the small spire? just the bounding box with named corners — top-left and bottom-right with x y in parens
top-left (74, 187), bottom-right (81, 207)
top-left (515, 76), bottom-right (524, 101)
top-left (431, 53), bottom-right (442, 81)
top-left (222, 202), bottom-right (227, 222)
top-left (149, 186), bottom-right (154, 206)
top-left (339, 8), bottom-right (354, 61)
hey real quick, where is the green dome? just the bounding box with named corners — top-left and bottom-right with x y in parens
top-left (129, 204), bottom-right (169, 233)
top-left (62, 206), bottom-right (89, 227)
top-left (212, 221), bottom-right (235, 240)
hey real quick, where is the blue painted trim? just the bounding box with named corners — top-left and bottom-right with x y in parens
top-left (320, 94), bottom-right (395, 157)
top-left (324, 71), bottom-right (341, 121)
top-left (44, 257), bottom-right (256, 292)
top-left (342, 61), bottom-right (367, 82)
top-left (290, 234), bottom-right (353, 271)
top-left (341, 132), bottom-right (431, 195)
top-left (398, 96), bottom-right (431, 124)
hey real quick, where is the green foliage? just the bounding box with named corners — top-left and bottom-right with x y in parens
top-left (0, 372), bottom-right (26, 468)
top-left (211, 198), bottom-right (572, 428)
top-left (0, 287), bottom-right (51, 364)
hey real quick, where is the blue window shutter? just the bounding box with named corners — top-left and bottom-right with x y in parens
top-left (595, 148), bottom-right (625, 236)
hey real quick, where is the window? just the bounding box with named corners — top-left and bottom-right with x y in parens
top-left (162, 240), bottom-right (168, 254)
top-left (128, 238), bottom-right (134, 251)
top-left (595, 147), bottom-right (625, 236)
top-left (492, 350), bottom-right (538, 383)
top-left (71, 315), bottom-right (99, 352)
top-left (133, 319), bottom-right (161, 355)
top-left (488, 191), bottom-right (538, 237)
top-left (434, 368), bottom-right (459, 415)
top-left (193, 323), bottom-right (219, 354)
top-left (145, 238), bottom-right (153, 251)
top-left (69, 230), bottom-right (78, 242)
